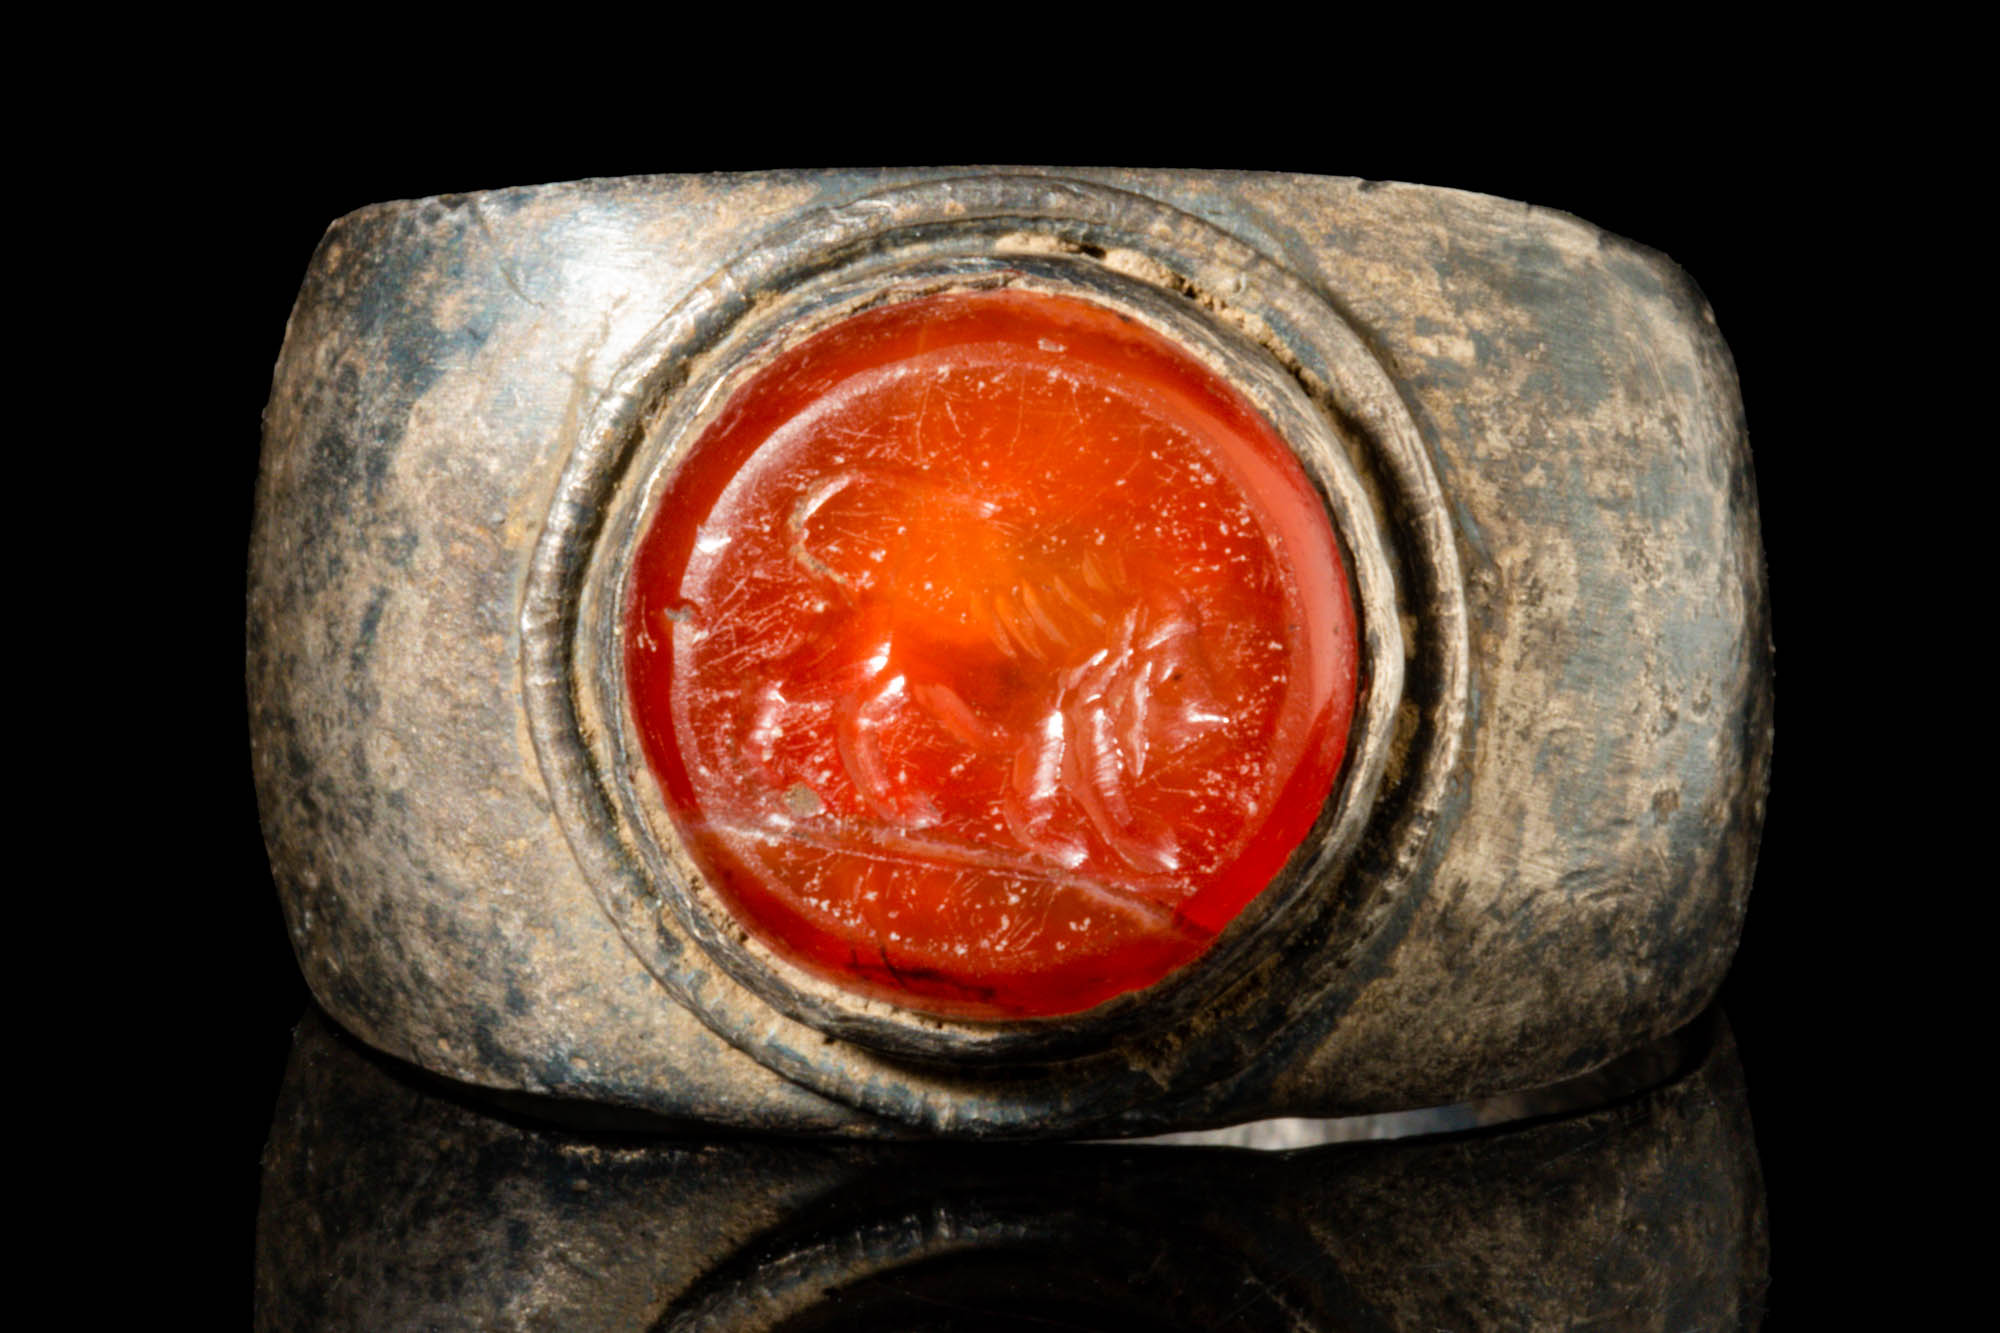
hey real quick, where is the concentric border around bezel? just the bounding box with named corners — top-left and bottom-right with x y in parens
top-left (589, 254), bottom-right (1396, 1062)
top-left (521, 174), bottom-right (1468, 1131)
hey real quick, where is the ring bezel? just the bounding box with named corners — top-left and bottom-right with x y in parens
top-left (522, 174), bottom-right (1467, 1124)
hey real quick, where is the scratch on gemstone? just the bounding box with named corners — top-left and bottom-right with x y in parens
top-left (720, 823), bottom-right (1186, 922)
top-left (1009, 365), bottom-right (1028, 445)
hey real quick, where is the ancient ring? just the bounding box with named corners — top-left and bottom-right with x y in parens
top-left (250, 169), bottom-right (1771, 1137)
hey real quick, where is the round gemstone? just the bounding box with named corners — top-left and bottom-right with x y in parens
top-left (626, 288), bottom-right (1358, 1019)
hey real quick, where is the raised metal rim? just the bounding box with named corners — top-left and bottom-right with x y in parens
top-left (584, 254), bottom-right (1401, 1063)
top-left (521, 173), bottom-right (1468, 1132)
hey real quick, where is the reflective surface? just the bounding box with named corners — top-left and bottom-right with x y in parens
top-left (257, 1008), bottom-right (1766, 1329)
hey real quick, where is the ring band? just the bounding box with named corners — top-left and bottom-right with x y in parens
top-left (250, 168), bottom-right (1771, 1136)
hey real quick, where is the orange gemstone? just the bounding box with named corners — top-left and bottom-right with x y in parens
top-left (626, 288), bottom-right (1358, 1018)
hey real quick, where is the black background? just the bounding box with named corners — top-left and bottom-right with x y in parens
top-left (159, 102), bottom-right (1843, 1320)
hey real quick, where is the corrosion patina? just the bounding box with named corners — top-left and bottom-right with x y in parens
top-left (249, 169), bottom-right (1771, 1136)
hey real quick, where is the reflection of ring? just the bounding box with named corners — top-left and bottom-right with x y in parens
top-left (250, 169), bottom-right (1771, 1137)
top-left (256, 1007), bottom-right (1768, 1326)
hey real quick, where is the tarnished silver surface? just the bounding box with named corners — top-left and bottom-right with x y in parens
top-left (250, 168), bottom-right (1771, 1136)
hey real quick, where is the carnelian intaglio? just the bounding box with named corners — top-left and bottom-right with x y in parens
top-left (626, 288), bottom-right (1358, 1019)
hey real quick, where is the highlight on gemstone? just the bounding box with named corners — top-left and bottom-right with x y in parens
top-left (625, 287), bottom-right (1359, 1019)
